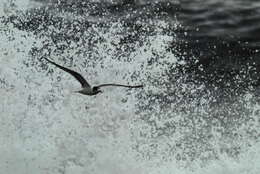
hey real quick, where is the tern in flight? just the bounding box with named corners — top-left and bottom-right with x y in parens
top-left (43, 58), bottom-right (143, 96)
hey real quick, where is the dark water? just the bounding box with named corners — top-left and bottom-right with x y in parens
top-left (1, 0), bottom-right (260, 172)
top-left (179, 0), bottom-right (260, 89)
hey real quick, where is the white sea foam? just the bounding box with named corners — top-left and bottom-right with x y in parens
top-left (1, 5), bottom-right (260, 174)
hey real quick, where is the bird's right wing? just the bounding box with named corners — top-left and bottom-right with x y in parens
top-left (44, 57), bottom-right (91, 88)
top-left (95, 83), bottom-right (143, 88)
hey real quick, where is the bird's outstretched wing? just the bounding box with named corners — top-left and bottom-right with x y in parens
top-left (95, 83), bottom-right (143, 88)
top-left (44, 57), bottom-right (91, 88)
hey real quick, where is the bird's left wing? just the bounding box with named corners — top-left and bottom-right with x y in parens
top-left (44, 58), bottom-right (91, 88)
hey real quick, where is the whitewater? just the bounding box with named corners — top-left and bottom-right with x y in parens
top-left (0, 1), bottom-right (260, 174)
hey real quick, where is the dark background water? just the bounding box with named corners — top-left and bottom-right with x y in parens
top-left (179, 0), bottom-right (260, 90)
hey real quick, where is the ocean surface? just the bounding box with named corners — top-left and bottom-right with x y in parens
top-left (1, 0), bottom-right (260, 173)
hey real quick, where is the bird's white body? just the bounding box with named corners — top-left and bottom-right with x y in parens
top-left (77, 87), bottom-right (101, 95)
top-left (77, 87), bottom-right (97, 95)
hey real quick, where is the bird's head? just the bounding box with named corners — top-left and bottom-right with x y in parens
top-left (92, 86), bottom-right (102, 94)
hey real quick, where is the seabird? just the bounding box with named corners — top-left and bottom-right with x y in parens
top-left (43, 58), bottom-right (143, 96)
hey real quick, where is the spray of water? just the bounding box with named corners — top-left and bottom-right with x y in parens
top-left (1, 2), bottom-right (260, 174)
